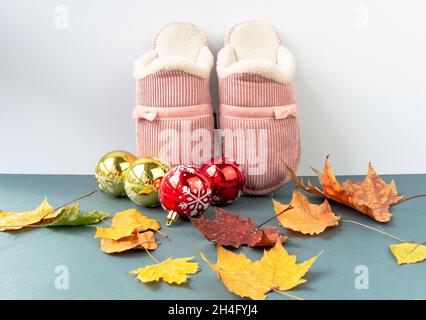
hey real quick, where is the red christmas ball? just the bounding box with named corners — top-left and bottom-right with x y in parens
top-left (159, 165), bottom-right (212, 225)
top-left (200, 157), bottom-right (246, 206)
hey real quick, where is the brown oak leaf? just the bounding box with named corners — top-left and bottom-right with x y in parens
top-left (191, 207), bottom-right (287, 248)
top-left (286, 156), bottom-right (402, 222)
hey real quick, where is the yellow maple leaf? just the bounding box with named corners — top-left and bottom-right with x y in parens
top-left (0, 198), bottom-right (56, 231)
top-left (100, 231), bottom-right (158, 254)
top-left (95, 208), bottom-right (160, 240)
top-left (130, 257), bottom-right (199, 284)
top-left (95, 227), bottom-right (135, 240)
top-left (273, 189), bottom-right (340, 235)
top-left (200, 242), bottom-right (321, 300)
top-left (389, 243), bottom-right (426, 265)
top-left (112, 208), bottom-right (160, 231)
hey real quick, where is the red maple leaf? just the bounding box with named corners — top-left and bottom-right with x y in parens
top-left (191, 207), bottom-right (287, 248)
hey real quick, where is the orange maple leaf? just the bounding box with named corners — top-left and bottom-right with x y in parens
top-left (100, 231), bottom-right (158, 254)
top-left (96, 209), bottom-right (160, 254)
top-left (286, 156), bottom-right (402, 222)
top-left (273, 189), bottom-right (340, 235)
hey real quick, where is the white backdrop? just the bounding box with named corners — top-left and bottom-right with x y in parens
top-left (1, 0), bottom-right (425, 175)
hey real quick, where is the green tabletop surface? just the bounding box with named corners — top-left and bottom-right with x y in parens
top-left (1, 173), bottom-right (426, 300)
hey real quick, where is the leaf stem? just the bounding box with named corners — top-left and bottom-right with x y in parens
top-left (43, 188), bottom-right (99, 220)
top-left (272, 288), bottom-right (304, 300)
top-left (342, 219), bottom-right (407, 243)
top-left (142, 244), bottom-right (160, 264)
top-left (257, 205), bottom-right (293, 228)
top-left (153, 229), bottom-right (169, 239)
top-left (395, 194), bottom-right (426, 205)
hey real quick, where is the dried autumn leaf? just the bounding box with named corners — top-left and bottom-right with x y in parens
top-left (95, 227), bottom-right (135, 240)
top-left (0, 197), bottom-right (108, 231)
top-left (129, 257), bottom-right (199, 285)
top-left (286, 156), bottom-right (402, 222)
top-left (95, 208), bottom-right (160, 240)
top-left (43, 206), bottom-right (62, 220)
top-left (101, 231), bottom-right (158, 254)
top-left (112, 208), bottom-right (160, 231)
top-left (191, 207), bottom-right (287, 248)
top-left (52, 210), bottom-right (109, 226)
top-left (389, 243), bottom-right (426, 265)
top-left (200, 242), bottom-right (321, 300)
top-left (97, 209), bottom-right (161, 254)
top-left (40, 204), bottom-right (109, 226)
top-left (273, 189), bottom-right (340, 235)
top-left (0, 198), bottom-right (55, 231)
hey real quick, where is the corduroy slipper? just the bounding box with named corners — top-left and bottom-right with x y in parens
top-left (217, 20), bottom-right (300, 195)
top-left (133, 22), bottom-right (215, 166)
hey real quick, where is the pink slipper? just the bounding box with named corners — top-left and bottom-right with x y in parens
top-left (133, 22), bottom-right (215, 167)
top-left (217, 21), bottom-right (300, 195)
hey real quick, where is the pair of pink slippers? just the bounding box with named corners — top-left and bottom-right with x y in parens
top-left (133, 21), bottom-right (300, 195)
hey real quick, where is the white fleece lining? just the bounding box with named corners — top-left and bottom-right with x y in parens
top-left (217, 21), bottom-right (295, 84)
top-left (227, 20), bottom-right (281, 62)
top-left (133, 22), bottom-right (213, 80)
top-left (154, 23), bottom-right (206, 61)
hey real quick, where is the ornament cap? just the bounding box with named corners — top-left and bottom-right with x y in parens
top-left (166, 211), bottom-right (179, 227)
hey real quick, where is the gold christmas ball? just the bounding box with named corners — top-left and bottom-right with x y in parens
top-left (95, 151), bottom-right (137, 197)
top-left (124, 156), bottom-right (171, 207)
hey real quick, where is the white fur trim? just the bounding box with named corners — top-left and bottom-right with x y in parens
top-left (277, 46), bottom-right (296, 81)
top-left (134, 22), bottom-right (213, 80)
top-left (217, 45), bottom-right (237, 70)
top-left (217, 44), bottom-right (295, 84)
top-left (133, 50), bottom-right (158, 79)
top-left (134, 50), bottom-right (213, 79)
top-left (196, 46), bottom-right (214, 70)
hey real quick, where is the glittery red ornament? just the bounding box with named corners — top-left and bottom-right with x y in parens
top-left (159, 165), bottom-right (212, 226)
top-left (200, 157), bottom-right (246, 206)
